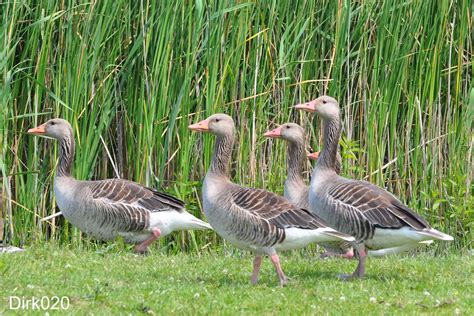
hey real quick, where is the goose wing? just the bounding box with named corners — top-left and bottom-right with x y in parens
top-left (231, 187), bottom-right (329, 230)
top-left (87, 179), bottom-right (185, 232)
top-left (91, 179), bottom-right (185, 212)
top-left (326, 179), bottom-right (430, 239)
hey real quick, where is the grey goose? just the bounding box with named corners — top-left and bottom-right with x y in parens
top-left (189, 114), bottom-right (354, 286)
top-left (296, 96), bottom-right (453, 279)
top-left (28, 118), bottom-right (211, 253)
top-left (264, 123), bottom-right (353, 258)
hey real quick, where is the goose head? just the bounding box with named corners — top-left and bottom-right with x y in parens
top-left (28, 118), bottom-right (72, 140)
top-left (263, 123), bottom-right (305, 144)
top-left (294, 95), bottom-right (340, 119)
top-left (188, 113), bottom-right (234, 136)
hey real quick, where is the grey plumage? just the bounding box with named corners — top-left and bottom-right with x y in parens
top-left (281, 125), bottom-right (310, 208)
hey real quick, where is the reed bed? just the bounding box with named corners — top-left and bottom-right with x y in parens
top-left (1, 0), bottom-right (472, 252)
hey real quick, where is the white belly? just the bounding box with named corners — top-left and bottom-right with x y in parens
top-left (276, 227), bottom-right (345, 252)
top-left (119, 210), bottom-right (183, 244)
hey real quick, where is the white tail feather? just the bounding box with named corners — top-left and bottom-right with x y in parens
top-left (191, 219), bottom-right (212, 230)
top-left (182, 211), bottom-right (212, 230)
top-left (418, 229), bottom-right (453, 241)
top-left (321, 228), bottom-right (355, 242)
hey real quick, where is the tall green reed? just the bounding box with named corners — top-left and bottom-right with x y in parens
top-left (1, 0), bottom-right (471, 252)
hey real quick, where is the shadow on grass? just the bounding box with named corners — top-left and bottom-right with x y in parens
top-left (287, 260), bottom-right (406, 282)
top-left (289, 268), bottom-right (341, 281)
top-left (187, 266), bottom-right (346, 287)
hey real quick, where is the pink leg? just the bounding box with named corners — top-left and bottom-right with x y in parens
top-left (251, 256), bottom-right (263, 284)
top-left (341, 248), bottom-right (355, 259)
top-left (352, 248), bottom-right (367, 278)
top-left (270, 253), bottom-right (288, 286)
top-left (339, 247), bottom-right (366, 280)
top-left (134, 228), bottom-right (161, 254)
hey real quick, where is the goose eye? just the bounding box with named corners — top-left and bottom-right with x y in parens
top-left (215, 118), bottom-right (220, 122)
top-left (322, 100), bottom-right (327, 104)
top-left (50, 122), bottom-right (55, 126)
top-left (286, 126), bottom-right (290, 129)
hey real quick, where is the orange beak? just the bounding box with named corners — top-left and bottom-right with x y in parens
top-left (188, 119), bottom-right (210, 132)
top-left (307, 152), bottom-right (320, 160)
top-left (263, 126), bottom-right (282, 138)
top-left (27, 123), bottom-right (47, 135)
top-left (294, 100), bottom-right (316, 112)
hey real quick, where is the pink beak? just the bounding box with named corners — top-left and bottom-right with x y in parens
top-left (294, 101), bottom-right (316, 112)
top-left (307, 152), bottom-right (320, 160)
top-left (188, 119), bottom-right (210, 132)
top-left (27, 123), bottom-right (47, 135)
top-left (263, 126), bottom-right (282, 138)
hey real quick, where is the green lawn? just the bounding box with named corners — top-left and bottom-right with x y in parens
top-left (0, 244), bottom-right (472, 315)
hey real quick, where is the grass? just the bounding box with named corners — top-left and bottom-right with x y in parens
top-left (1, 2), bottom-right (471, 313)
top-left (1, 2), bottom-right (472, 250)
top-left (0, 244), bottom-right (472, 314)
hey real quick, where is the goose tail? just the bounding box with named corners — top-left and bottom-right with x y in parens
top-left (320, 228), bottom-right (355, 242)
top-left (190, 218), bottom-right (213, 230)
top-left (418, 229), bottom-right (453, 241)
top-left (182, 211), bottom-right (212, 230)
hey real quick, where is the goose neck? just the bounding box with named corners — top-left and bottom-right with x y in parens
top-left (57, 133), bottom-right (75, 178)
top-left (286, 140), bottom-right (305, 185)
top-left (208, 132), bottom-right (234, 179)
top-left (316, 115), bottom-right (341, 172)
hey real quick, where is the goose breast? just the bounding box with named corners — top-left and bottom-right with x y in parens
top-left (284, 180), bottom-right (310, 209)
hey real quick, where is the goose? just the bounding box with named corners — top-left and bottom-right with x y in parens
top-left (264, 123), bottom-right (353, 258)
top-left (189, 114), bottom-right (355, 286)
top-left (296, 96), bottom-right (453, 279)
top-left (28, 118), bottom-right (211, 253)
